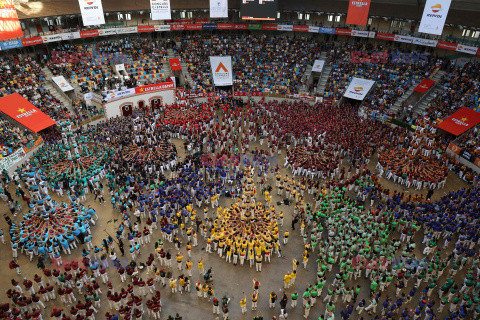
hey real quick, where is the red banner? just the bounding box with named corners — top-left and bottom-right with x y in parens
top-left (169, 58), bottom-right (181, 71)
top-left (376, 32), bottom-right (395, 41)
top-left (234, 91), bottom-right (248, 97)
top-left (217, 23), bottom-right (234, 30)
top-left (186, 24), bottom-right (203, 30)
top-left (414, 78), bottom-right (435, 93)
top-left (135, 82), bottom-right (175, 95)
top-left (293, 25), bottom-right (309, 32)
top-left (0, 93), bottom-right (56, 132)
top-left (346, 0), bottom-right (372, 26)
top-left (0, 0), bottom-right (23, 41)
top-left (448, 142), bottom-right (462, 155)
top-left (262, 24), bottom-right (278, 31)
top-left (438, 107), bottom-right (480, 136)
top-left (80, 30), bottom-right (99, 38)
top-left (437, 41), bottom-right (458, 51)
top-left (474, 157), bottom-right (480, 168)
top-left (171, 24), bottom-right (185, 31)
top-left (22, 37), bottom-right (43, 46)
top-left (335, 28), bottom-right (352, 36)
top-left (138, 25), bottom-right (155, 33)
top-left (234, 24), bottom-right (248, 30)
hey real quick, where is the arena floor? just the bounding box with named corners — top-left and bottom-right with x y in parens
top-left (0, 131), bottom-right (472, 319)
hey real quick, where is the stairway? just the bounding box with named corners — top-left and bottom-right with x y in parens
top-left (299, 65), bottom-right (312, 93)
top-left (315, 64), bottom-right (333, 95)
top-left (41, 66), bottom-right (74, 111)
top-left (412, 70), bottom-right (446, 117)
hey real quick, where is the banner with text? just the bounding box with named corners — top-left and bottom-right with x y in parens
top-left (346, 0), bottom-right (372, 26)
top-left (210, 56), bottom-right (233, 86)
top-left (438, 107), bottom-right (480, 136)
top-left (0, 148), bottom-right (26, 172)
top-left (344, 77), bottom-right (375, 100)
top-left (79, 0), bottom-right (105, 26)
top-left (151, 0), bottom-right (171, 20)
top-left (210, 0), bottom-right (228, 18)
top-left (52, 76), bottom-right (74, 92)
top-left (418, 0), bottom-right (451, 35)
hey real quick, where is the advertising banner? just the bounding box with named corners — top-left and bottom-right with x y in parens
top-left (116, 26), bottom-right (137, 34)
top-left (41, 34), bottom-right (63, 43)
top-left (346, 0), bottom-right (372, 26)
top-left (61, 32), bottom-right (81, 40)
top-left (135, 82), bottom-right (175, 94)
top-left (413, 78), bottom-right (435, 93)
top-left (418, 0), bottom-right (451, 35)
top-left (155, 25), bottom-right (171, 32)
top-left (52, 76), bottom-right (75, 92)
top-left (343, 77), bottom-right (376, 100)
top-left (105, 88), bottom-right (135, 101)
top-left (78, 0), bottom-right (105, 26)
top-left (394, 35), bottom-right (413, 43)
top-left (98, 28), bottom-right (117, 36)
top-left (311, 60), bottom-right (325, 73)
top-left (210, 56), bottom-right (233, 86)
top-left (438, 107), bottom-right (480, 136)
top-left (169, 58), bottom-right (181, 71)
top-left (456, 44), bottom-right (478, 55)
top-left (412, 37), bottom-right (438, 47)
top-left (0, 0), bottom-right (23, 40)
top-left (351, 30), bottom-right (369, 38)
top-left (277, 25), bottom-right (293, 31)
top-left (21, 37), bottom-right (43, 46)
top-left (138, 25), bottom-right (155, 33)
top-left (0, 148), bottom-right (25, 172)
top-left (318, 27), bottom-right (335, 34)
top-left (0, 39), bottom-right (21, 50)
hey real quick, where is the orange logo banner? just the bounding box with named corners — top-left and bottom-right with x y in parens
top-left (474, 157), bottom-right (480, 168)
top-left (0, 0), bottom-right (23, 40)
top-left (346, 0), bottom-right (372, 26)
top-left (215, 62), bottom-right (228, 73)
top-left (448, 142), bottom-right (461, 155)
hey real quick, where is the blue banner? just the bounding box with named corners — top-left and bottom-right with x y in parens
top-left (202, 23), bottom-right (218, 30)
top-left (1, 40), bottom-right (23, 50)
top-left (318, 27), bottom-right (335, 34)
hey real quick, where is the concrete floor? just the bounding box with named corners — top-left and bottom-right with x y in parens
top-left (0, 131), bottom-right (472, 320)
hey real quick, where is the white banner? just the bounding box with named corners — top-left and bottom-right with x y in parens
top-left (151, 0), bottom-right (171, 20)
top-left (61, 32), bottom-right (80, 40)
top-left (308, 26), bottom-right (319, 33)
top-left (78, 0), bottom-right (105, 26)
top-left (83, 92), bottom-right (94, 101)
top-left (117, 27), bottom-right (137, 34)
top-left (456, 44), bottom-right (478, 55)
top-left (394, 35), bottom-right (413, 43)
top-left (115, 64), bottom-right (126, 72)
top-left (105, 88), bottom-right (136, 101)
top-left (312, 60), bottom-right (325, 73)
top-left (351, 30), bottom-right (369, 38)
top-left (344, 77), bottom-right (376, 100)
top-left (155, 25), bottom-right (171, 32)
top-left (368, 31), bottom-right (376, 38)
top-left (277, 25), bottom-right (293, 31)
top-left (98, 28), bottom-right (117, 36)
top-left (41, 34), bottom-right (62, 43)
top-left (210, 56), bottom-right (233, 86)
top-left (210, 0), bottom-right (228, 18)
top-left (52, 76), bottom-right (74, 92)
top-left (418, 0), bottom-right (451, 35)
top-left (0, 148), bottom-right (26, 172)
top-left (412, 37), bottom-right (438, 47)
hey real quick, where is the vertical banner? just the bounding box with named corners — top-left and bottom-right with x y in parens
top-left (78, 0), bottom-right (105, 26)
top-left (418, 0), bottom-right (451, 35)
top-left (210, 0), bottom-right (228, 18)
top-left (0, 0), bottom-right (23, 40)
top-left (210, 56), bottom-right (233, 86)
top-left (346, 0), bottom-right (372, 26)
top-left (311, 60), bottom-right (325, 73)
top-left (151, 0), bottom-right (171, 20)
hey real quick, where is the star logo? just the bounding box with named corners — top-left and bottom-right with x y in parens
top-left (461, 117), bottom-right (468, 122)
top-left (18, 108), bottom-right (25, 113)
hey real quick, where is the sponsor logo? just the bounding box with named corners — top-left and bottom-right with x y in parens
top-left (351, 1), bottom-right (369, 7)
top-left (354, 87), bottom-right (364, 92)
top-left (449, 144), bottom-right (460, 153)
top-left (426, 4), bottom-right (442, 18)
top-left (452, 117), bottom-right (469, 127)
top-left (215, 62), bottom-right (228, 73)
top-left (83, 0), bottom-right (98, 9)
top-left (16, 107), bottom-right (37, 119)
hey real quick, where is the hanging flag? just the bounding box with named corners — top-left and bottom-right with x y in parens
top-left (438, 107), bottom-right (480, 136)
top-left (418, 0), bottom-right (451, 35)
top-left (210, 56), bottom-right (233, 86)
top-left (210, 0), bottom-right (228, 18)
top-left (311, 60), bottom-right (325, 73)
top-left (346, 0), bottom-right (372, 26)
top-left (78, 0), bottom-right (105, 26)
top-left (343, 77), bottom-right (376, 100)
top-left (151, 0), bottom-right (171, 20)
top-left (0, 0), bottom-right (23, 40)
top-left (169, 58), bottom-right (182, 71)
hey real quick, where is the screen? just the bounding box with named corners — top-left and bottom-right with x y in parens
top-left (240, 0), bottom-right (278, 21)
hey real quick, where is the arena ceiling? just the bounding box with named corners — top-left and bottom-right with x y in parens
top-left (15, 0), bottom-right (480, 28)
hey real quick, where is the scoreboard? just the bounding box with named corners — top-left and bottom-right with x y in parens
top-left (240, 0), bottom-right (278, 21)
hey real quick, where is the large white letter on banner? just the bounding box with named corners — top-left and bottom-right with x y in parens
top-left (210, 0), bottom-right (228, 18)
top-left (210, 56), bottom-right (233, 86)
top-left (78, 0), bottom-right (105, 26)
top-left (151, 0), bottom-right (172, 20)
top-left (344, 77), bottom-right (376, 100)
top-left (52, 76), bottom-right (74, 92)
top-left (311, 60), bottom-right (325, 73)
top-left (418, 0), bottom-right (451, 35)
